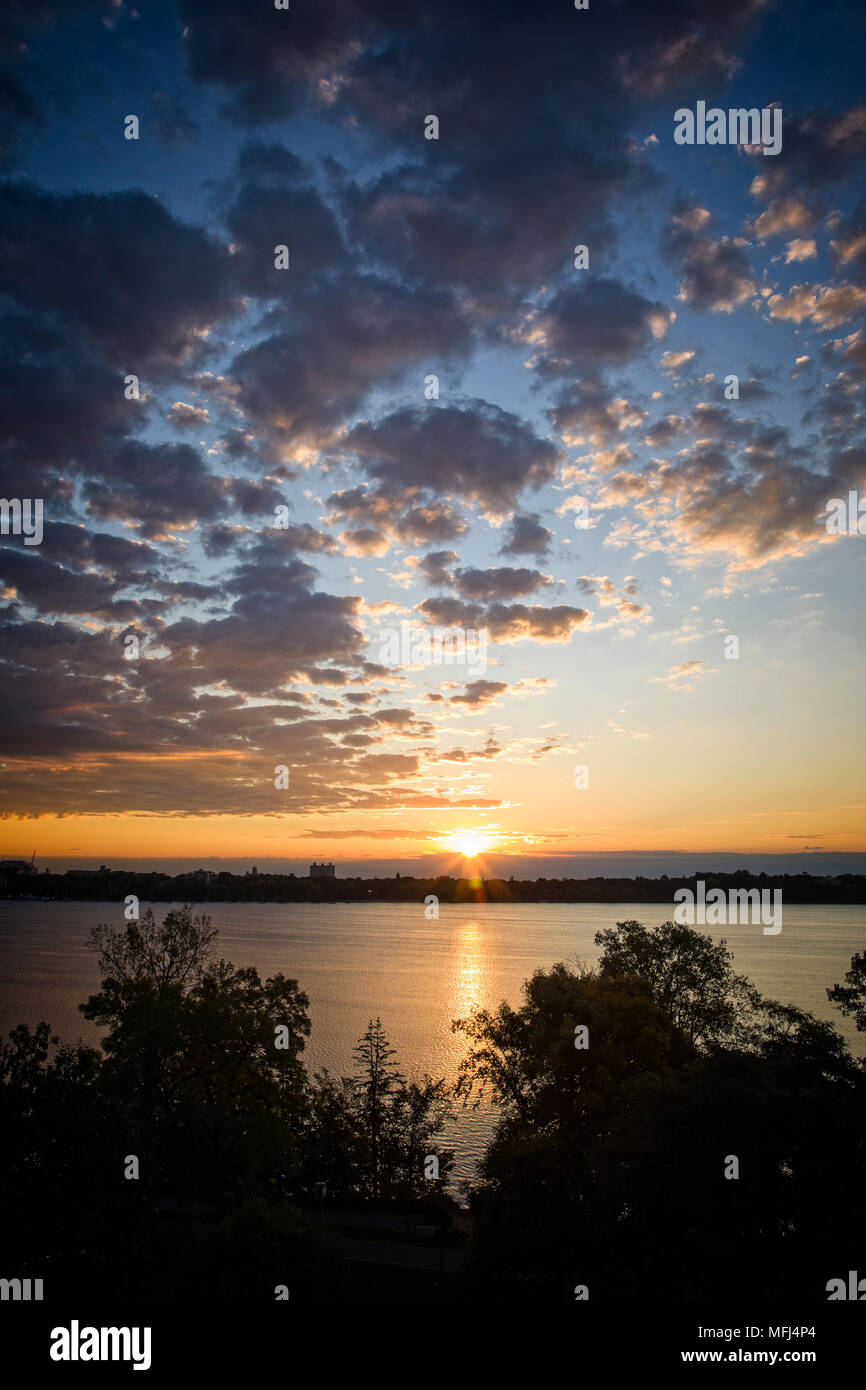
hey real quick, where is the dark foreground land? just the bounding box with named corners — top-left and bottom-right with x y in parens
top-left (2, 907), bottom-right (866, 1313)
top-left (2, 866), bottom-right (865, 904)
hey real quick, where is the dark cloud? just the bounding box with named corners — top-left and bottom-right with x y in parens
top-left (548, 379), bottom-right (646, 447)
top-left (225, 180), bottom-right (347, 295)
top-left (523, 278), bottom-right (672, 376)
top-left (176, 0), bottom-right (766, 313)
top-left (749, 104), bottom-right (866, 217)
top-left (78, 441), bottom-right (227, 539)
top-left (345, 401), bottom-right (561, 515)
top-left (235, 140), bottom-right (311, 187)
top-left (342, 146), bottom-right (625, 303)
top-left (449, 680), bottom-right (508, 709)
top-left (393, 504), bottom-right (466, 544)
top-left (0, 182), bottom-right (238, 376)
top-left (454, 567), bottom-right (551, 601)
top-left (664, 205), bottom-right (755, 313)
top-left (0, 305), bottom-right (144, 485)
top-left (499, 513), bottom-right (553, 557)
top-left (230, 274), bottom-right (472, 445)
top-left (0, 545), bottom-right (153, 621)
top-left (177, 0), bottom-right (764, 138)
top-left (419, 595), bottom-right (589, 643)
top-left (829, 202), bottom-right (866, 285)
top-left (418, 551), bottom-right (458, 588)
top-left (644, 414), bottom-right (688, 448)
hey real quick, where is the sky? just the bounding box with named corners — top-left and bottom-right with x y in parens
top-left (1, 0), bottom-right (865, 875)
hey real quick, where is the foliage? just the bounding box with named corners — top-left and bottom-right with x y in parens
top-left (828, 948), bottom-right (866, 1034)
top-left (454, 929), bottom-right (866, 1299)
top-left (595, 917), bottom-right (764, 1047)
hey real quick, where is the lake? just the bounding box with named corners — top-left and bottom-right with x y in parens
top-left (1, 899), bottom-right (863, 1186)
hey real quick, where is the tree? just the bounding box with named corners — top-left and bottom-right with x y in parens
top-left (455, 955), bottom-right (866, 1299)
top-left (82, 906), bottom-right (312, 1209)
top-left (453, 962), bottom-right (692, 1291)
top-left (351, 1017), bottom-right (404, 1199)
top-left (306, 1023), bottom-right (454, 1202)
top-left (595, 918), bottom-right (764, 1048)
top-left (84, 904), bottom-right (218, 1009)
top-left (380, 1075), bottom-right (453, 1203)
top-left (828, 949), bottom-right (866, 1034)
top-left (0, 1022), bottom-right (135, 1296)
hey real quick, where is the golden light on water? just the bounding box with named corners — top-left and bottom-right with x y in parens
top-left (449, 919), bottom-right (485, 1023)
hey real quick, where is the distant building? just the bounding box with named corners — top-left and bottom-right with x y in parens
top-left (309, 863), bottom-right (336, 879)
top-left (0, 858), bottom-right (37, 876)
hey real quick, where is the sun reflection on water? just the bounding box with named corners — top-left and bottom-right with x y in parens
top-left (448, 918), bottom-right (486, 1027)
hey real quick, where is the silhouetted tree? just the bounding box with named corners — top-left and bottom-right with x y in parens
top-left (81, 910), bottom-right (311, 1209)
top-left (351, 1017), bottom-right (403, 1199)
top-left (595, 917), bottom-right (763, 1047)
top-left (828, 948), bottom-right (866, 1035)
top-left (1, 911), bottom-right (457, 1300)
top-left (456, 927), bottom-right (866, 1300)
top-left (305, 1024), bottom-right (453, 1202)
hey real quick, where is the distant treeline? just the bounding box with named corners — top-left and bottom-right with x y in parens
top-left (2, 867), bottom-right (865, 904)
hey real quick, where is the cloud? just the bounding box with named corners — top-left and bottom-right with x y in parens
top-left (166, 401), bottom-right (210, 430)
top-left (229, 274), bottom-right (472, 448)
top-left (339, 527), bottom-right (391, 557)
top-left (746, 105), bottom-right (866, 245)
top-left (829, 205), bottom-right (866, 283)
top-left (666, 203), bottom-right (755, 313)
top-left (766, 282), bottom-right (866, 330)
top-left (659, 350), bottom-right (695, 371)
top-left (616, 0), bottom-right (765, 96)
top-left (784, 238), bottom-right (817, 263)
top-left (177, 0), bottom-right (765, 136)
top-left (644, 414), bottom-right (687, 447)
top-left (225, 175), bottom-right (347, 295)
top-left (750, 104), bottom-right (866, 201)
top-left (653, 659), bottom-right (709, 691)
top-left (344, 401), bottom-right (561, 515)
top-left (418, 551), bottom-right (458, 588)
top-left (0, 181), bottom-right (238, 376)
top-left (521, 278), bottom-right (672, 375)
top-left (499, 513), bottom-right (553, 557)
top-left (548, 380), bottom-right (646, 447)
top-left (448, 680), bottom-right (508, 709)
top-left (596, 424), bottom-right (866, 578)
top-left (751, 196), bottom-right (818, 241)
top-left (419, 595), bottom-right (589, 643)
top-left (454, 567), bottom-right (551, 601)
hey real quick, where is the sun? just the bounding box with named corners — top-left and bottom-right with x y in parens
top-left (445, 832), bottom-right (491, 859)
